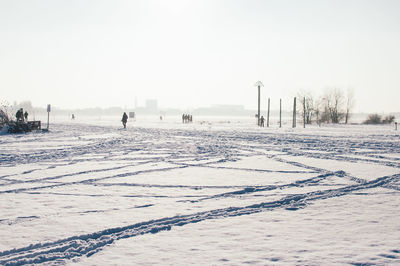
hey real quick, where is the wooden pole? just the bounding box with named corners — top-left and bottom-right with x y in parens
top-left (303, 96), bottom-right (306, 128)
top-left (292, 97), bottom-right (296, 128)
top-left (279, 98), bottom-right (282, 128)
top-left (267, 98), bottom-right (270, 127)
top-left (46, 104), bottom-right (51, 130)
top-left (257, 85), bottom-right (261, 126)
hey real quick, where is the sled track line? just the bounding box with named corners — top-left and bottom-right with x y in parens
top-left (1, 173), bottom-right (398, 266)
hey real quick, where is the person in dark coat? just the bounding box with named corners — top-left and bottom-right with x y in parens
top-left (16, 108), bottom-right (24, 122)
top-left (24, 111), bottom-right (28, 121)
top-left (260, 116), bottom-right (265, 127)
top-left (122, 112), bottom-right (128, 128)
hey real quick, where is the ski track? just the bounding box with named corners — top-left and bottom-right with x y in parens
top-left (0, 173), bottom-right (398, 265)
top-left (1, 123), bottom-right (399, 264)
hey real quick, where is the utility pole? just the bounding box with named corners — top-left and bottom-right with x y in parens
top-left (267, 98), bottom-right (270, 127)
top-left (254, 81), bottom-right (264, 126)
top-left (279, 98), bottom-right (282, 128)
top-left (292, 97), bottom-right (296, 128)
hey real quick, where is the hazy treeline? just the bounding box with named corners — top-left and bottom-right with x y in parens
top-left (1, 94), bottom-right (397, 126)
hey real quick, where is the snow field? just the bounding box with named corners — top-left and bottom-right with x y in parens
top-left (0, 120), bottom-right (399, 265)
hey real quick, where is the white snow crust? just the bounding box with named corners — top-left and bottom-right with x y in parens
top-left (0, 116), bottom-right (399, 265)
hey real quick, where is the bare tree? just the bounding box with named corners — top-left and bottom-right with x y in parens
top-left (314, 96), bottom-right (326, 125)
top-left (322, 88), bottom-right (346, 123)
top-left (297, 91), bottom-right (315, 124)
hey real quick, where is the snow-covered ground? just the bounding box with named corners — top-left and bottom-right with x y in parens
top-left (0, 116), bottom-right (399, 265)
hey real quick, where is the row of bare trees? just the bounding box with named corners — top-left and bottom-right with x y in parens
top-left (297, 88), bottom-right (355, 124)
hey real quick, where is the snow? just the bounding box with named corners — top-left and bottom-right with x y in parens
top-left (0, 116), bottom-right (399, 265)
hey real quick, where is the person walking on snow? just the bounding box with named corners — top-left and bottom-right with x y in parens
top-left (121, 112), bottom-right (128, 128)
top-left (260, 116), bottom-right (265, 127)
top-left (16, 108), bottom-right (24, 122)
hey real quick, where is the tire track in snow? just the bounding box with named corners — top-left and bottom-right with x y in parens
top-left (273, 154), bottom-right (400, 190)
top-left (0, 160), bottom-right (158, 187)
top-left (0, 165), bottom-right (188, 195)
top-left (176, 163), bottom-right (318, 174)
top-left (191, 171), bottom-right (342, 202)
top-left (272, 156), bottom-right (370, 184)
top-left (1, 173), bottom-right (398, 266)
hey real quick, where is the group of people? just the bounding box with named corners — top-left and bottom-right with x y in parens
top-left (16, 108), bottom-right (28, 122)
top-left (121, 113), bottom-right (195, 128)
top-left (182, 114), bottom-right (193, 123)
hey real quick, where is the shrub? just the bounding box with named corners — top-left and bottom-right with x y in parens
top-left (363, 114), bottom-right (396, 124)
top-left (363, 114), bottom-right (382, 124)
top-left (382, 115), bottom-right (395, 124)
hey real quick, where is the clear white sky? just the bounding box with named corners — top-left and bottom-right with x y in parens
top-left (1, 0), bottom-right (399, 112)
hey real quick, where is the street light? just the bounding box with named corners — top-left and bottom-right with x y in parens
top-left (254, 81), bottom-right (264, 126)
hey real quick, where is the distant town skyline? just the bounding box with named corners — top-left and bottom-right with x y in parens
top-left (1, 0), bottom-right (400, 113)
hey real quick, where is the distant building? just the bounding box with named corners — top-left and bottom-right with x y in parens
top-left (132, 99), bottom-right (159, 114)
top-left (212, 105), bottom-right (245, 111)
top-left (193, 104), bottom-right (249, 116)
top-left (145, 99), bottom-right (158, 112)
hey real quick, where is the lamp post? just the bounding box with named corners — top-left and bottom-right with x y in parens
top-left (254, 81), bottom-right (264, 126)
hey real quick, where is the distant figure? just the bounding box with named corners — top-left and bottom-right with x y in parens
top-left (182, 114), bottom-right (192, 124)
top-left (71, 114), bottom-right (75, 120)
top-left (16, 108), bottom-right (24, 122)
top-left (24, 111), bottom-right (28, 121)
top-left (160, 115), bottom-right (163, 121)
top-left (121, 112), bottom-right (128, 128)
top-left (260, 116), bottom-right (265, 127)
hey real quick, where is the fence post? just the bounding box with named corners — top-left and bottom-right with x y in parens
top-left (292, 97), bottom-right (296, 128)
top-left (303, 96), bottom-right (306, 128)
top-left (267, 98), bottom-right (270, 127)
top-left (279, 98), bottom-right (282, 128)
top-left (46, 104), bottom-right (51, 130)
